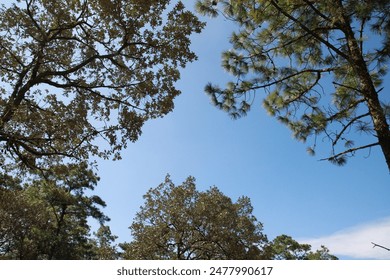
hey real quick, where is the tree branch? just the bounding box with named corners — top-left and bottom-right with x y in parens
top-left (270, 0), bottom-right (350, 61)
top-left (332, 112), bottom-right (371, 146)
top-left (372, 242), bottom-right (390, 251)
top-left (321, 142), bottom-right (380, 162)
top-left (249, 67), bottom-right (337, 91)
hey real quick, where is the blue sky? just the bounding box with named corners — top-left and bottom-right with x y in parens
top-left (91, 3), bottom-right (390, 260)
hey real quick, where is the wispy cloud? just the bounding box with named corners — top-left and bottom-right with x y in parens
top-left (300, 217), bottom-right (390, 260)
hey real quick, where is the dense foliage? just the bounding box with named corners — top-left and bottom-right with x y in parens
top-left (121, 175), bottom-right (267, 259)
top-left (0, 0), bottom-right (204, 171)
top-left (266, 235), bottom-right (338, 260)
top-left (0, 163), bottom-right (117, 259)
top-left (1, 172), bottom-right (337, 259)
top-left (120, 175), bottom-right (337, 260)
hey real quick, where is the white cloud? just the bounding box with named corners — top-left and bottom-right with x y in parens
top-left (300, 217), bottom-right (390, 260)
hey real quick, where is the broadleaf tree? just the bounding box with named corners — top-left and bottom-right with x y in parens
top-left (121, 175), bottom-right (268, 260)
top-left (120, 175), bottom-right (337, 260)
top-left (0, 0), bottom-right (204, 171)
top-left (196, 0), bottom-right (390, 171)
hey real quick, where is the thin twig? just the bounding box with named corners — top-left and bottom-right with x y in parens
top-left (372, 242), bottom-right (390, 251)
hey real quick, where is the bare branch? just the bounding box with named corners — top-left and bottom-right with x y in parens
top-left (372, 242), bottom-right (390, 251)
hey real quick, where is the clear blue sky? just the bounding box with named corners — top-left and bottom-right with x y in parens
top-left (92, 3), bottom-right (390, 260)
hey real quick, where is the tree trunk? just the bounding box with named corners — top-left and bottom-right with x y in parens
top-left (339, 4), bottom-right (390, 172)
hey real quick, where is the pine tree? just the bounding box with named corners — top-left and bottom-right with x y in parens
top-left (196, 0), bottom-right (390, 171)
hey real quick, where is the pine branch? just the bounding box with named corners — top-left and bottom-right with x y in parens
top-left (269, 0), bottom-right (350, 61)
top-left (321, 142), bottom-right (380, 163)
top-left (332, 112), bottom-right (371, 146)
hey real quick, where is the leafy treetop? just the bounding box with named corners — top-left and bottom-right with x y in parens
top-left (120, 175), bottom-right (337, 260)
top-left (0, 0), bottom-right (204, 171)
top-left (121, 174), bottom-right (267, 260)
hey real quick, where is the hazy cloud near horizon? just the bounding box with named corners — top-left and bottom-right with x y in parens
top-left (301, 217), bottom-right (390, 260)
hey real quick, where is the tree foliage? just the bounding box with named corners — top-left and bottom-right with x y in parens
top-left (88, 225), bottom-right (120, 260)
top-left (0, 162), bottom-right (116, 259)
top-left (0, 0), bottom-right (204, 170)
top-left (120, 175), bottom-right (337, 260)
top-left (265, 234), bottom-right (338, 260)
top-left (121, 175), bottom-right (267, 260)
top-left (196, 0), bottom-right (390, 170)
top-left (1, 171), bottom-right (337, 259)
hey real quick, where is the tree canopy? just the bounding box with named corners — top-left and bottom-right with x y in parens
top-left (0, 0), bottom-right (204, 171)
top-left (0, 162), bottom-right (117, 259)
top-left (120, 175), bottom-right (337, 260)
top-left (1, 172), bottom-right (337, 259)
top-left (196, 0), bottom-right (390, 171)
top-left (121, 175), bottom-right (267, 259)
top-left (266, 235), bottom-right (338, 260)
